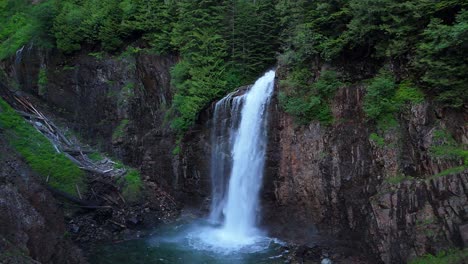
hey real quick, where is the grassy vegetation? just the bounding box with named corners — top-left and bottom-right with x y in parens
top-left (0, 98), bottom-right (85, 196)
top-left (430, 129), bottom-right (468, 166)
top-left (62, 65), bottom-right (75, 71)
top-left (431, 166), bottom-right (466, 179)
top-left (416, 218), bottom-right (436, 227)
top-left (122, 82), bottom-right (135, 94)
top-left (88, 152), bottom-right (104, 162)
top-left (112, 119), bottom-right (129, 140)
top-left (385, 174), bottom-right (413, 185)
top-left (91, 151), bottom-right (144, 202)
top-left (409, 248), bottom-right (468, 264)
top-left (114, 160), bottom-right (125, 169)
top-left (121, 168), bottom-right (143, 203)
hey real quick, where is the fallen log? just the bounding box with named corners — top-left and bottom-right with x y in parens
top-left (50, 123), bottom-right (73, 147)
top-left (16, 110), bottom-right (44, 120)
top-left (46, 186), bottom-right (97, 207)
top-left (63, 152), bottom-right (84, 167)
top-left (79, 166), bottom-right (110, 175)
top-left (62, 148), bottom-right (93, 155)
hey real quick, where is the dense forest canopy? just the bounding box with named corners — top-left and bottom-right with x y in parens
top-left (0, 0), bottom-right (466, 132)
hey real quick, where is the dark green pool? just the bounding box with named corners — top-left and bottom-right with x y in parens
top-left (89, 218), bottom-right (286, 264)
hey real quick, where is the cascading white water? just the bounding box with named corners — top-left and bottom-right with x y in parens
top-left (221, 70), bottom-right (275, 239)
top-left (194, 70), bottom-right (275, 251)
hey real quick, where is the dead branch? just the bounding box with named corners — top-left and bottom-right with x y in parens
top-left (62, 148), bottom-right (93, 155)
top-left (16, 110), bottom-right (44, 120)
top-left (46, 186), bottom-right (97, 207)
top-left (78, 166), bottom-right (110, 175)
top-left (108, 220), bottom-right (126, 228)
top-left (75, 184), bottom-right (82, 200)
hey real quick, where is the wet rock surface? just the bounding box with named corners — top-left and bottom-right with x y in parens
top-left (282, 243), bottom-right (372, 264)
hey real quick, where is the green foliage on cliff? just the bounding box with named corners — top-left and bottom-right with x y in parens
top-left (363, 71), bottom-right (399, 130)
top-left (430, 129), bottom-right (468, 166)
top-left (279, 70), bottom-right (342, 125)
top-left (409, 248), bottom-right (468, 264)
top-left (385, 175), bottom-right (414, 185)
top-left (363, 71), bottom-right (425, 130)
top-left (112, 119), bottom-right (129, 141)
top-left (0, 98), bottom-right (85, 196)
top-left (432, 166), bottom-right (466, 179)
top-left (369, 133), bottom-right (385, 147)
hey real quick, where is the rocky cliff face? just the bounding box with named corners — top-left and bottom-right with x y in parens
top-left (0, 136), bottom-right (85, 264)
top-left (262, 81), bottom-right (468, 263)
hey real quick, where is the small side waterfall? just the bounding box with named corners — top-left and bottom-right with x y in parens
top-left (204, 70), bottom-right (275, 247)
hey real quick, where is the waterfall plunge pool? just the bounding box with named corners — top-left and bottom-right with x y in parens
top-left (89, 216), bottom-right (286, 264)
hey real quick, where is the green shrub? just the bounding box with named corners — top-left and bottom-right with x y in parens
top-left (369, 133), bottom-right (385, 147)
top-left (395, 81), bottom-right (424, 105)
top-left (88, 52), bottom-right (105, 60)
top-left (0, 98), bottom-right (85, 195)
top-left (409, 248), bottom-right (468, 264)
top-left (430, 129), bottom-right (468, 166)
top-left (279, 70), bottom-right (342, 125)
top-left (385, 174), bottom-right (413, 185)
top-left (112, 119), bottom-right (129, 140)
top-left (88, 152), bottom-right (104, 162)
top-left (114, 161), bottom-right (124, 169)
top-left (118, 46), bottom-right (141, 60)
top-left (363, 71), bottom-right (398, 123)
top-left (364, 72), bottom-right (425, 131)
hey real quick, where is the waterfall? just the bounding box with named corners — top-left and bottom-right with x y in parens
top-left (207, 70), bottom-right (275, 243)
top-left (15, 45), bottom-right (25, 65)
top-left (208, 92), bottom-right (244, 223)
top-left (13, 46), bottom-right (25, 84)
